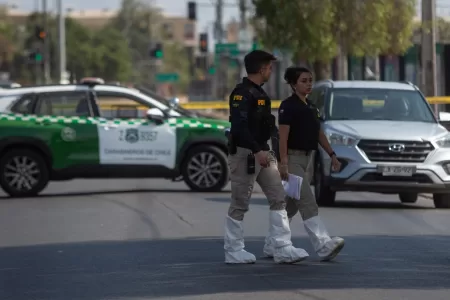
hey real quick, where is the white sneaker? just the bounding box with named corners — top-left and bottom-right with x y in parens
top-left (304, 216), bottom-right (345, 261)
top-left (262, 235), bottom-right (274, 258)
top-left (316, 237), bottom-right (345, 261)
top-left (262, 217), bottom-right (292, 258)
top-left (224, 216), bottom-right (256, 264)
top-left (268, 210), bottom-right (309, 264)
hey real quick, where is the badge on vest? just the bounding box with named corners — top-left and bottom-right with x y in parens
top-left (257, 99), bottom-right (265, 106)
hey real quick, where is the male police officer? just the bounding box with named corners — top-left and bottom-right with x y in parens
top-left (224, 50), bottom-right (309, 264)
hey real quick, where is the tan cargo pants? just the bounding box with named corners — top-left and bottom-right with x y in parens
top-left (285, 149), bottom-right (319, 221)
top-left (228, 147), bottom-right (286, 221)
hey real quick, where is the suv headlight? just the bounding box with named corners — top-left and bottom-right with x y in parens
top-left (324, 129), bottom-right (357, 146)
top-left (435, 133), bottom-right (450, 148)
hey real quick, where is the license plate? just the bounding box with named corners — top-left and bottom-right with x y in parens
top-left (377, 165), bottom-right (416, 176)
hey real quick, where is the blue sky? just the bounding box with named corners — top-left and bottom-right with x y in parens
top-left (2, 0), bottom-right (241, 42)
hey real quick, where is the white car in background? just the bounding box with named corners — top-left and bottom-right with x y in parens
top-left (439, 112), bottom-right (450, 121)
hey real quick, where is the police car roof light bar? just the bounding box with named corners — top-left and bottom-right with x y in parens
top-left (79, 77), bottom-right (105, 87)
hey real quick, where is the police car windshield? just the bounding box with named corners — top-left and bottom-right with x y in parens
top-left (327, 88), bottom-right (436, 123)
top-left (0, 95), bottom-right (21, 112)
top-left (135, 86), bottom-right (195, 117)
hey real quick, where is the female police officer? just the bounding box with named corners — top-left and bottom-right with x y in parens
top-left (263, 66), bottom-right (345, 262)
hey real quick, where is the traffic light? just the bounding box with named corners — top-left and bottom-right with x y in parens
top-left (29, 51), bottom-right (43, 62)
top-left (199, 33), bottom-right (208, 53)
top-left (150, 43), bottom-right (163, 59)
top-left (35, 26), bottom-right (46, 41)
top-left (187, 1), bottom-right (196, 20)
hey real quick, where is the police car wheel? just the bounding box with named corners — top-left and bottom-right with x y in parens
top-left (182, 145), bottom-right (229, 192)
top-left (0, 149), bottom-right (50, 198)
top-left (314, 157), bottom-right (336, 207)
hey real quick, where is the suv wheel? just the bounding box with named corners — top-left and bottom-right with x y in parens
top-left (399, 192), bottom-right (418, 203)
top-left (0, 149), bottom-right (49, 197)
top-left (314, 157), bottom-right (336, 206)
top-left (182, 145), bottom-right (229, 192)
top-left (433, 194), bottom-right (450, 208)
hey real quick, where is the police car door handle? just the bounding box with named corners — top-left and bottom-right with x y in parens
top-left (35, 119), bottom-right (52, 126)
top-left (101, 124), bottom-right (118, 130)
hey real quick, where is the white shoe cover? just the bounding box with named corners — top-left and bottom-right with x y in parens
top-left (224, 216), bottom-right (256, 264)
top-left (262, 217), bottom-right (292, 258)
top-left (304, 216), bottom-right (345, 261)
top-left (269, 211), bottom-right (308, 264)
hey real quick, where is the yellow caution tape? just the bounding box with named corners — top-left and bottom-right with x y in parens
top-left (51, 97), bottom-right (450, 111)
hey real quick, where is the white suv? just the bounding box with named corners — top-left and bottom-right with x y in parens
top-left (309, 80), bottom-right (450, 208)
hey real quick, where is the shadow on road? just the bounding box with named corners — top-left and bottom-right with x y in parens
top-left (0, 188), bottom-right (230, 200)
top-left (0, 235), bottom-right (449, 299)
top-left (205, 196), bottom-right (435, 209)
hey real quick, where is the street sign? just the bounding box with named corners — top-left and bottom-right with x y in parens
top-left (155, 73), bottom-right (179, 82)
top-left (215, 43), bottom-right (239, 56)
top-left (238, 29), bottom-right (252, 52)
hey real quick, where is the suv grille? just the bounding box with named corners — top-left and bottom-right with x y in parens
top-left (358, 140), bottom-right (434, 163)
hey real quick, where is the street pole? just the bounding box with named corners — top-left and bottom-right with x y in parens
top-left (214, 0), bottom-right (224, 100)
top-left (35, 0), bottom-right (41, 85)
top-left (42, 0), bottom-right (51, 84)
top-left (238, 0), bottom-right (247, 81)
top-left (421, 0), bottom-right (438, 115)
top-left (56, 0), bottom-right (66, 84)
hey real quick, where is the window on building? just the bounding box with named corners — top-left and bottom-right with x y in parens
top-left (184, 23), bottom-right (194, 40)
top-left (163, 23), bottom-right (173, 39)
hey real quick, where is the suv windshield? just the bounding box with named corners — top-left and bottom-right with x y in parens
top-left (326, 88), bottom-right (436, 123)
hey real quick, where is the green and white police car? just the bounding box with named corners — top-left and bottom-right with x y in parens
top-left (0, 83), bottom-right (231, 197)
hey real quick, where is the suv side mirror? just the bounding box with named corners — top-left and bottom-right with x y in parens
top-left (146, 108), bottom-right (165, 124)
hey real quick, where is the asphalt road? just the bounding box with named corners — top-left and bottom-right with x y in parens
top-left (1, 179), bottom-right (450, 300)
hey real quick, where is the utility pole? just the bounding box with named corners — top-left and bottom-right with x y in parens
top-left (42, 0), bottom-right (51, 84)
top-left (34, 0), bottom-right (41, 85)
top-left (56, 0), bottom-right (66, 84)
top-left (214, 0), bottom-right (224, 100)
top-left (238, 0), bottom-right (247, 81)
top-left (239, 0), bottom-right (247, 29)
top-left (421, 0), bottom-right (438, 115)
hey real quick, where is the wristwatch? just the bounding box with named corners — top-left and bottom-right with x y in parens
top-left (329, 151), bottom-right (336, 158)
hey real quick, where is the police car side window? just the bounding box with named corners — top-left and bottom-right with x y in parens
top-left (10, 94), bottom-right (35, 114)
top-left (36, 92), bottom-right (90, 117)
top-left (95, 92), bottom-right (150, 119)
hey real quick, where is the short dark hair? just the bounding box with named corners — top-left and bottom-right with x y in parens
top-left (283, 66), bottom-right (312, 85)
top-left (244, 50), bottom-right (277, 74)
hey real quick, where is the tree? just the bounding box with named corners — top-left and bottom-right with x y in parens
top-left (63, 17), bottom-right (94, 81)
top-left (111, 0), bottom-right (164, 64)
top-left (251, 0), bottom-right (416, 79)
top-left (383, 0), bottom-right (417, 55)
top-left (437, 18), bottom-right (450, 44)
top-left (111, 0), bottom-right (193, 91)
top-left (158, 43), bottom-right (191, 93)
top-left (0, 7), bottom-right (15, 71)
top-left (89, 26), bottom-right (132, 82)
top-left (10, 13), bottom-right (131, 83)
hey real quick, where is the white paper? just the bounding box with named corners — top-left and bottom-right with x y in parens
top-left (282, 174), bottom-right (303, 200)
